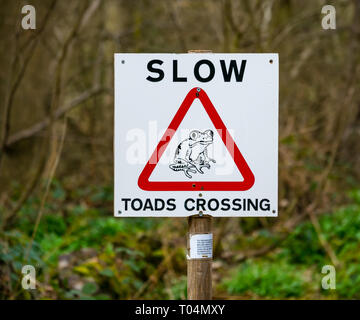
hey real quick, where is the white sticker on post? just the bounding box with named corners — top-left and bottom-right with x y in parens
top-left (189, 234), bottom-right (213, 259)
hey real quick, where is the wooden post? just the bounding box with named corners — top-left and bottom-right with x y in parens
top-left (186, 50), bottom-right (213, 300)
top-left (187, 215), bottom-right (213, 300)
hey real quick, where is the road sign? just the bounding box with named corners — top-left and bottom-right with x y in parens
top-left (114, 53), bottom-right (278, 217)
top-left (138, 87), bottom-right (255, 191)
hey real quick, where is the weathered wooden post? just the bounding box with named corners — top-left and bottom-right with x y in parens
top-left (187, 214), bottom-right (213, 299)
top-left (187, 50), bottom-right (213, 300)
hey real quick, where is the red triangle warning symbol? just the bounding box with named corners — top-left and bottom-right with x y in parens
top-left (138, 87), bottom-right (255, 191)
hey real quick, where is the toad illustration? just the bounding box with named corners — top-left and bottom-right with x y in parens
top-left (169, 129), bottom-right (216, 178)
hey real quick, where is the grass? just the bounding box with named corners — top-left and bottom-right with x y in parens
top-left (222, 190), bottom-right (360, 299)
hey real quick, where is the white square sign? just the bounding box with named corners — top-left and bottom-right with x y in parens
top-left (114, 53), bottom-right (278, 217)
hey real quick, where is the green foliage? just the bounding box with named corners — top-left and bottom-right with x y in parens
top-left (167, 276), bottom-right (187, 300)
top-left (0, 183), bottom-right (170, 299)
top-left (224, 260), bottom-right (305, 298)
top-left (223, 189), bottom-right (360, 299)
top-left (334, 263), bottom-right (360, 299)
top-left (282, 197), bottom-right (360, 267)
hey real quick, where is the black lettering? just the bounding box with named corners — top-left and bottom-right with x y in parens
top-left (248, 198), bottom-right (258, 211)
top-left (173, 60), bottom-right (187, 82)
top-left (121, 198), bottom-right (131, 211)
top-left (220, 59), bottom-right (246, 82)
top-left (194, 59), bottom-right (215, 82)
top-left (232, 199), bottom-right (242, 211)
top-left (143, 198), bottom-right (154, 211)
top-left (166, 198), bottom-right (176, 211)
top-left (260, 199), bottom-right (270, 211)
top-left (146, 59), bottom-right (164, 82)
top-left (196, 198), bottom-right (206, 211)
top-left (185, 198), bottom-right (195, 211)
top-left (131, 198), bottom-right (143, 211)
top-left (221, 198), bottom-right (231, 211)
top-left (208, 199), bottom-right (219, 211)
top-left (154, 198), bottom-right (165, 211)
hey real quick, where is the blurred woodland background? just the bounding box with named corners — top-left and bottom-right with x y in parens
top-left (0, 0), bottom-right (360, 299)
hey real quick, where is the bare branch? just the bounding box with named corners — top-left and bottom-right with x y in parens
top-left (5, 87), bottom-right (105, 147)
top-left (0, 0), bottom-right (57, 167)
